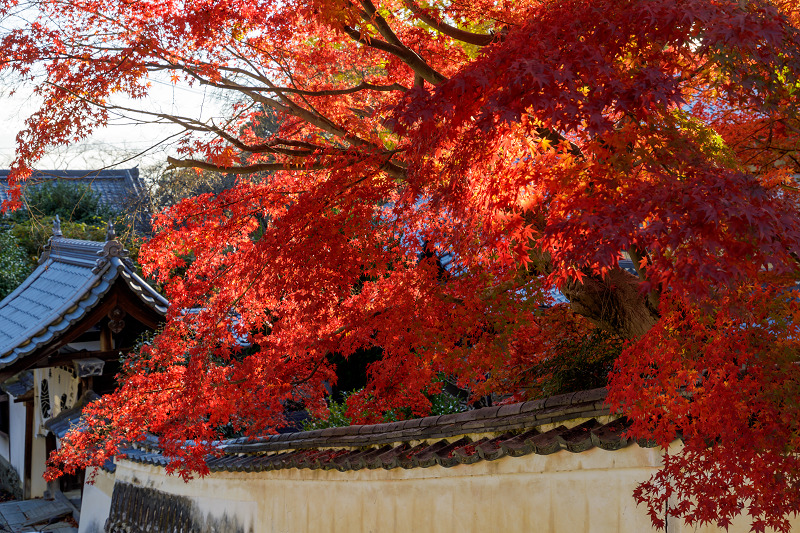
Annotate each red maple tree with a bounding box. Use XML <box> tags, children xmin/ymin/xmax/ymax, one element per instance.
<box><xmin>2</xmin><ymin>0</ymin><xmax>800</xmax><ymax>530</ymax></box>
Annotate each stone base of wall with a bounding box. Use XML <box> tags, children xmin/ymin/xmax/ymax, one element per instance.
<box><xmin>0</xmin><ymin>454</ymin><xmax>22</xmax><ymax>500</ymax></box>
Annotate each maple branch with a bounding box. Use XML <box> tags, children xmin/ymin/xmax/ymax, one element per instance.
<box><xmin>227</xmin><ymin>136</ymin><xmax>331</xmax><ymax>156</ymax></box>
<box><xmin>356</xmin><ymin>0</ymin><xmax>405</xmax><ymax>45</ymax></box>
<box><xmin>43</xmin><ymin>79</ymin><xmax>227</xmax><ymax>134</ymax></box>
<box><xmin>380</xmin><ymin>160</ymin><xmax>407</xmax><ymax>180</ymax></box>
<box><xmin>44</xmin><ymin>66</ymin><xmax>408</xmax><ymax>180</ymax></box>
<box><xmin>341</xmin><ymin>24</ymin><xmax>446</xmax><ymax>85</ymax></box>
<box><xmin>138</xmin><ymin>57</ymin><xmax>359</xmax><ymax>150</ymax></box>
<box><xmin>271</xmin><ymin>59</ymin><xmax>361</xmax><ymax>129</ymax></box>
<box><xmin>400</xmin><ymin>0</ymin><xmax>497</xmax><ymax>46</ymax></box>
<box><xmin>252</xmin><ymin>74</ymin><xmax>376</xmax><ymax>148</ymax></box>
<box><xmin>175</xmin><ymin>62</ymin><xmax>410</xmax><ymax>96</ymax></box>
<box><xmin>165</xmin><ymin>157</ymin><xmax>334</xmax><ymax>174</ymax></box>
<box><xmin>253</xmin><ymin>80</ymin><xmax>410</xmax><ymax>96</ymax></box>
<box><xmin>202</xmin><ymin>124</ymin><xmax>317</xmax><ymax>157</ymax></box>
<box><xmin>160</xmin><ymin>59</ymin><xmax>379</xmax><ymax>152</ymax></box>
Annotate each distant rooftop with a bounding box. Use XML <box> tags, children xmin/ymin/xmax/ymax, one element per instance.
<box><xmin>0</xmin><ymin>168</ymin><xmax>146</xmax><ymax>213</ymax></box>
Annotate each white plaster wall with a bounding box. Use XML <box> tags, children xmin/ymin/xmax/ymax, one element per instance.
<box><xmin>93</xmin><ymin>443</ymin><xmax>762</xmax><ymax>533</ymax></box>
<box><xmin>0</xmin><ymin>395</ymin><xmax>29</xmax><ymax>495</ymax></box>
<box><xmin>9</xmin><ymin>397</ymin><xmax>26</xmax><ymax>483</ymax></box>
<box><xmin>79</xmin><ymin>468</ymin><xmax>114</xmax><ymax>533</ymax></box>
<box><xmin>83</xmin><ymin>442</ymin><xmax>800</xmax><ymax>533</ymax></box>
<box><xmin>29</xmin><ymin>433</ymin><xmax>47</xmax><ymax>498</ymax></box>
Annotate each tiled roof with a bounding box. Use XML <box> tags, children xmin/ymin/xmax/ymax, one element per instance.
<box><xmin>618</xmin><ymin>259</ymin><xmax>638</xmax><ymax>275</ymax></box>
<box><xmin>118</xmin><ymin>388</ymin><xmax>651</xmax><ymax>473</ymax></box>
<box><xmin>0</xmin><ymin>168</ymin><xmax>146</xmax><ymax>212</ymax></box>
<box><xmin>1</xmin><ymin>371</ymin><xmax>33</xmax><ymax>397</ymax></box>
<box><xmin>0</xmin><ymin>231</ymin><xmax>168</xmax><ymax>370</ymax></box>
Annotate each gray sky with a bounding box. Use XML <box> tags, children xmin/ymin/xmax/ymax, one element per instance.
<box><xmin>0</xmin><ymin>77</ymin><xmax>227</xmax><ymax>171</ymax></box>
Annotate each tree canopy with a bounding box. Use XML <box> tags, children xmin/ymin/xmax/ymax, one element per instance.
<box><xmin>1</xmin><ymin>0</ymin><xmax>800</xmax><ymax>530</ymax></box>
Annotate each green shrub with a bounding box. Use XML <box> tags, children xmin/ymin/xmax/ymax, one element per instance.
<box><xmin>0</xmin><ymin>232</ymin><xmax>32</xmax><ymax>300</ymax></box>
<box><xmin>301</xmin><ymin>394</ymin><xmax>354</xmax><ymax>431</ymax></box>
<box><xmin>10</xmin><ymin>217</ymin><xmax>107</xmax><ymax>265</ymax></box>
<box><xmin>11</xmin><ymin>180</ymin><xmax>112</xmax><ymax>224</ymax></box>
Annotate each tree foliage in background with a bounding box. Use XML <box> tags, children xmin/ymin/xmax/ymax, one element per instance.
<box><xmin>10</xmin><ymin>180</ymin><xmax>111</xmax><ymax>224</ymax></box>
<box><xmin>0</xmin><ymin>181</ymin><xmax>114</xmax><ymax>298</ymax></box>
<box><xmin>149</xmin><ymin>168</ymin><xmax>238</xmax><ymax>211</ymax></box>
<box><xmin>1</xmin><ymin>0</ymin><xmax>800</xmax><ymax>530</ymax></box>
<box><xmin>0</xmin><ymin>181</ymin><xmax>140</xmax><ymax>297</ymax></box>
<box><xmin>0</xmin><ymin>232</ymin><xmax>29</xmax><ymax>299</ymax></box>
<box><xmin>9</xmin><ymin>217</ymin><xmax>108</xmax><ymax>263</ymax></box>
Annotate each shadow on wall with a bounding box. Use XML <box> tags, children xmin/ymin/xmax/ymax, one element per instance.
<box><xmin>0</xmin><ymin>455</ymin><xmax>22</xmax><ymax>500</ymax></box>
<box><xmin>105</xmin><ymin>482</ymin><xmax>252</xmax><ymax>533</ymax></box>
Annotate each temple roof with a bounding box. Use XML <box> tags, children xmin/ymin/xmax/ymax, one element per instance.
<box><xmin>0</xmin><ymin>223</ymin><xmax>168</xmax><ymax>373</ymax></box>
<box><xmin>0</xmin><ymin>168</ymin><xmax>146</xmax><ymax>213</ymax></box>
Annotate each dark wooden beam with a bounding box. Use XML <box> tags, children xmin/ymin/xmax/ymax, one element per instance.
<box><xmin>23</xmin><ymin>400</ymin><xmax>33</xmax><ymax>499</ymax></box>
<box><xmin>99</xmin><ymin>323</ymin><xmax>113</xmax><ymax>352</ymax></box>
<box><xmin>114</xmin><ymin>283</ymin><xmax>165</xmax><ymax>330</ymax></box>
<box><xmin>14</xmin><ymin>389</ymin><xmax>34</xmax><ymax>403</ymax></box>
<box><xmin>42</xmin><ymin>348</ymin><xmax>133</xmax><ymax>368</ymax></box>
<box><xmin>0</xmin><ymin>283</ymin><xmax>165</xmax><ymax>383</ymax></box>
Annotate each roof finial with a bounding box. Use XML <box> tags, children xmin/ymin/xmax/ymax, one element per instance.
<box><xmin>52</xmin><ymin>215</ymin><xmax>63</xmax><ymax>238</ymax></box>
<box><xmin>105</xmin><ymin>218</ymin><xmax>116</xmax><ymax>241</ymax></box>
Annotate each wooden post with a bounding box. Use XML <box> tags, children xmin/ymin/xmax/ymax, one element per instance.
<box><xmin>24</xmin><ymin>399</ymin><xmax>33</xmax><ymax>500</ymax></box>
<box><xmin>99</xmin><ymin>323</ymin><xmax>113</xmax><ymax>352</ymax></box>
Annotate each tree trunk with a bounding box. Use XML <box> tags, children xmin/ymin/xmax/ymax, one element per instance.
<box><xmin>561</xmin><ymin>267</ymin><xmax>659</xmax><ymax>339</ymax></box>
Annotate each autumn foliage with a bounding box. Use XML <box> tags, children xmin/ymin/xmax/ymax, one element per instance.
<box><xmin>2</xmin><ymin>0</ymin><xmax>800</xmax><ymax>530</ymax></box>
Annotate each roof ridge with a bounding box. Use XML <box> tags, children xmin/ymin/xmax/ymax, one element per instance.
<box><xmin>116</xmin><ymin>389</ymin><xmax>641</xmax><ymax>474</ymax></box>
<box><xmin>0</xmin><ymin>234</ymin><xmax>167</xmax><ymax>368</ymax></box>
<box><xmin>132</xmin><ymin>388</ymin><xmax>610</xmax><ymax>456</ymax></box>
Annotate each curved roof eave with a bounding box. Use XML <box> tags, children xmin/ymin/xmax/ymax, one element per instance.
<box><xmin>0</xmin><ymin>232</ymin><xmax>168</xmax><ymax>370</ymax></box>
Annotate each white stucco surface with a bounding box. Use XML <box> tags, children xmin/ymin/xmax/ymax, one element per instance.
<box><xmin>29</xmin><ymin>432</ymin><xmax>47</xmax><ymax>498</ymax></box>
<box><xmin>0</xmin><ymin>395</ymin><xmax>28</xmax><ymax>496</ymax></box>
<box><xmin>8</xmin><ymin>398</ymin><xmax>26</xmax><ymax>480</ymax></box>
<box><xmin>78</xmin><ymin>468</ymin><xmax>115</xmax><ymax>533</ymax></box>
<box><xmin>8</xmin><ymin>397</ymin><xmax>25</xmax><ymax>492</ymax></box>
<box><xmin>77</xmin><ymin>441</ymin><xmax>800</xmax><ymax>533</ymax></box>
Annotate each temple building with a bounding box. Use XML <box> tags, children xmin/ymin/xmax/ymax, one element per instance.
<box><xmin>0</xmin><ymin>219</ymin><xmax>167</xmax><ymax>500</ymax></box>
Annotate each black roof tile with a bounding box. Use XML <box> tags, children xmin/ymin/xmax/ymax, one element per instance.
<box><xmin>432</xmin><ymin>437</ymin><xmax>473</xmax><ymax>468</ymax></box>
<box><xmin>558</xmin><ymin>419</ymin><xmax>601</xmax><ymax>453</ymax></box>
<box><xmin>476</xmin><ymin>433</ymin><xmax>514</xmax><ymax>461</ymax></box>
<box><xmin>114</xmin><ymin>388</ymin><xmax>668</xmax><ymax>474</ymax></box>
<box><xmin>375</xmin><ymin>443</ymin><xmax>410</xmax><ymax>470</ymax></box>
<box><xmin>590</xmin><ymin>417</ymin><xmax>631</xmax><ymax>451</ymax></box>
<box><xmin>451</xmin><ymin>439</ymin><xmax>483</xmax><ymax>465</ymax></box>
<box><xmin>528</xmin><ymin>427</ymin><xmax>567</xmax><ymax>455</ymax></box>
